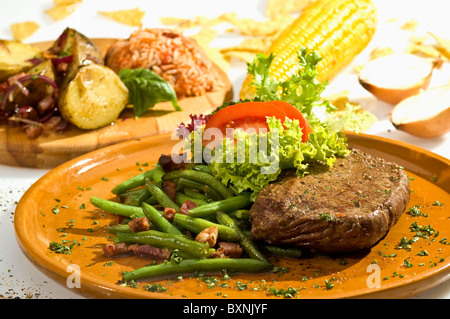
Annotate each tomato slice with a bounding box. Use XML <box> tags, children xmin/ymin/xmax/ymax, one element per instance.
<box><xmin>203</xmin><ymin>101</ymin><xmax>312</xmax><ymax>147</ymax></box>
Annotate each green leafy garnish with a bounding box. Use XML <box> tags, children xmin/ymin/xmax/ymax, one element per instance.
<box><xmin>186</xmin><ymin>48</ymin><xmax>375</xmax><ymax>200</ymax></box>
<box><xmin>212</xmin><ymin>49</ymin><xmax>373</xmax><ymax>199</ymax></box>
<box><xmin>118</xmin><ymin>68</ymin><xmax>181</xmax><ymax>117</ymax></box>
<box><xmin>207</xmin><ymin>115</ymin><xmax>349</xmax><ymax>200</ymax></box>
<box><xmin>246</xmin><ymin>48</ymin><xmax>334</xmax><ymax>117</ymax></box>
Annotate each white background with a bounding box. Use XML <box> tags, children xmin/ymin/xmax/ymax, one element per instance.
<box><xmin>0</xmin><ymin>0</ymin><xmax>449</xmax><ymax>299</ymax></box>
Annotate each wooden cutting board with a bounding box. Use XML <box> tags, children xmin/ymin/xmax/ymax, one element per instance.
<box><xmin>0</xmin><ymin>38</ymin><xmax>233</xmax><ymax>168</ymax></box>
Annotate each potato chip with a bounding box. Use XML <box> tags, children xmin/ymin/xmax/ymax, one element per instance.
<box><xmin>407</xmin><ymin>43</ymin><xmax>444</xmax><ymax>59</ymax></box>
<box><xmin>10</xmin><ymin>21</ymin><xmax>40</xmax><ymax>41</ymax></box>
<box><xmin>190</xmin><ymin>27</ymin><xmax>217</xmax><ymax>46</ymax></box>
<box><xmin>369</xmin><ymin>46</ymin><xmax>394</xmax><ymax>60</ymax></box>
<box><xmin>221</xmin><ymin>37</ymin><xmax>272</xmax><ymax>55</ymax></box>
<box><xmin>409</xmin><ymin>34</ymin><xmax>429</xmax><ymax>45</ymax></box>
<box><xmin>196</xmin><ymin>15</ymin><xmax>229</xmax><ymax>28</ymax></box>
<box><xmin>266</xmin><ymin>0</ymin><xmax>317</xmax><ymax>19</ymax></box>
<box><xmin>220</xmin><ymin>12</ymin><xmax>292</xmax><ymax>37</ymax></box>
<box><xmin>53</xmin><ymin>0</ymin><xmax>81</xmax><ymax>4</ymax></box>
<box><xmin>161</xmin><ymin>15</ymin><xmax>225</xmax><ymax>31</ymax></box>
<box><xmin>46</xmin><ymin>0</ymin><xmax>81</xmax><ymax>21</ymax></box>
<box><xmin>222</xmin><ymin>50</ymin><xmax>257</xmax><ymax>63</ymax></box>
<box><xmin>204</xmin><ymin>47</ymin><xmax>231</xmax><ymax>71</ymax></box>
<box><xmin>189</xmin><ymin>28</ymin><xmax>230</xmax><ymax>70</ymax></box>
<box><xmin>161</xmin><ymin>17</ymin><xmax>197</xmax><ymax>31</ymax></box>
<box><xmin>428</xmin><ymin>32</ymin><xmax>450</xmax><ymax>60</ymax></box>
<box><xmin>400</xmin><ymin>19</ymin><xmax>419</xmax><ymax>31</ymax></box>
<box><xmin>99</xmin><ymin>8</ymin><xmax>145</xmax><ymax>26</ymax></box>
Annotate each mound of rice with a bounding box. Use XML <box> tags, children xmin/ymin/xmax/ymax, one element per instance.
<box><xmin>105</xmin><ymin>28</ymin><xmax>223</xmax><ymax>98</ymax></box>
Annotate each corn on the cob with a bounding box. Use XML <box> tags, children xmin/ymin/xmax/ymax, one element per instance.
<box><xmin>239</xmin><ymin>0</ymin><xmax>377</xmax><ymax>100</ymax></box>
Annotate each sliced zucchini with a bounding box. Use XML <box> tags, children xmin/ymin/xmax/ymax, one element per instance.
<box><xmin>58</xmin><ymin>64</ymin><xmax>129</xmax><ymax>130</ymax></box>
<box><xmin>0</xmin><ymin>40</ymin><xmax>42</xmax><ymax>82</ymax></box>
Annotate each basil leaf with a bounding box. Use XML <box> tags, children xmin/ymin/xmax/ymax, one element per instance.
<box><xmin>118</xmin><ymin>68</ymin><xmax>182</xmax><ymax>117</ymax></box>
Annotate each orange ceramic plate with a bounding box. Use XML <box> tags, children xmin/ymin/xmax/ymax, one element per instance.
<box><xmin>14</xmin><ymin>132</ymin><xmax>450</xmax><ymax>299</ymax></box>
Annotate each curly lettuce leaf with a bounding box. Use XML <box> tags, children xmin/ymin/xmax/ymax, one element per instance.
<box><xmin>208</xmin><ymin>117</ymin><xmax>349</xmax><ymax>200</ymax></box>
<box><xmin>246</xmin><ymin>48</ymin><xmax>335</xmax><ymax>118</ymax></box>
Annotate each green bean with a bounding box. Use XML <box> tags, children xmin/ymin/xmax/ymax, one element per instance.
<box><xmin>152</xmin><ymin>165</ymin><xmax>165</xmax><ymax>184</ymax></box>
<box><xmin>141</xmin><ymin>202</ymin><xmax>184</xmax><ymax>236</ymax></box>
<box><xmin>176</xmin><ymin>176</ymin><xmax>203</xmax><ymax>189</ymax></box>
<box><xmin>90</xmin><ymin>196</ymin><xmax>144</xmax><ymax>218</ymax></box>
<box><xmin>123</xmin><ymin>188</ymin><xmax>151</xmax><ymax>206</ymax></box>
<box><xmin>115</xmin><ymin>230</ymin><xmax>211</xmax><ymax>259</ymax></box>
<box><xmin>259</xmin><ymin>245</ymin><xmax>303</xmax><ymax>258</ymax></box>
<box><xmin>228</xmin><ymin>209</ymin><xmax>250</xmax><ymax>220</ymax></box>
<box><xmin>169</xmin><ymin>249</ymin><xmax>200</xmax><ymax>260</ymax></box>
<box><xmin>122</xmin><ymin>258</ymin><xmax>269</xmax><ymax>281</ymax></box>
<box><xmin>145</xmin><ymin>196</ymin><xmax>157</xmax><ymax>205</ymax></box>
<box><xmin>192</xmin><ymin>164</ymin><xmax>213</xmax><ymax>174</ymax></box>
<box><xmin>178</xmin><ymin>178</ymin><xmax>222</xmax><ymax>201</ymax></box>
<box><xmin>107</xmin><ymin>224</ymin><xmax>133</xmax><ymax>234</ymax></box>
<box><xmin>216</xmin><ymin>211</ymin><xmax>270</xmax><ymax>265</ymax></box>
<box><xmin>145</xmin><ymin>179</ymin><xmax>180</xmax><ymax>211</ymax></box>
<box><xmin>199</xmin><ymin>185</ymin><xmax>222</xmax><ymax>201</ymax></box>
<box><xmin>121</xmin><ymin>217</ymin><xmax>132</xmax><ymax>224</ymax></box>
<box><xmin>111</xmin><ymin>166</ymin><xmax>164</xmax><ymax>195</ymax></box>
<box><xmin>173</xmin><ymin>213</ymin><xmax>239</xmax><ymax>242</ymax></box>
<box><xmin>163</xmin><ymin>170</ymin><xmax>233</xmax><ymax>199</ymax></box>
<box><xmin>175</xmin><ymin>192</ymin><xmax>208</xmax><ymax>207</ymax></box>
<box><xmin>183</xmin><ymin>188</ymin><xmax>210</xmax><ymax>202</ymax></box>
<box><xmin>188</xmin><ymin>194</ymin><xmax>251</xmax><ymax>218</ymax></box>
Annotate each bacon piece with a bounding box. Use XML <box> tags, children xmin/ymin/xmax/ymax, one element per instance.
<box><xmin>18</xmin><ymin>106</ymin><xmax>38</xmax><ymax>121</ymax></box>
<box><xmin>158</xmin><ymin>153</ymin><xmax>188</xmax><ymax>172</ymax></box>
<box><xmin>103</xmin><ymin>242</ymin><xmax>172</xmax><ymax>260</ymax></box>
<box><xmin>41</xmin><ymin>115</ymin><xmax>61</xmax><ymax>134</ymax></box>
<box><xmin>162</xmin><ymin>180</ymin><xmax>177</xmax><ymax>202</ymax></box>
<box><xmin>25</xmin><ymin>124</ymin><xmax>42</xmax><ymax>139</ymax></box>
<box><xmin>180</xmin><ymin>200</ymin><xmax>197</xmax><ymax>215</ymax></box>
<box><xmin>128</xmin><ymin>217</ymin><xmax>150</xmax><ymax>232</ymax></box>
<box><xmin>163</xmin><ymin>207</ymin><xmax>177</xmax><ymax>222</ymax></box>
<box><xmin>130</xmin><ymin>244</ymin><xmax>172</xmax><ymax>260</ymax></box>
<box><xmin>37</xmin><ymin>95</ymin><xmax>55</xmax><ymax>114</ymax></box>
<box><xmin>103</xmin><ymin>242</ymin><xmax>129</xmax><ymax>257</ymax></box>
<box><xmin>214</xmin><ymin>242</ymin><xmax>243</xmax><ymax>258</ymax></box>
<box><xmin>56</xmin><ymin>62</ymin><xmax>68</xmax><ymax>73</ymax></box>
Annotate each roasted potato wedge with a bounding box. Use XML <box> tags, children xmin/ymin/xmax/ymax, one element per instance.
<box><xmin>58</xmin><ymin>64</ymin><xmax>129</xmax><ymax>130</ymax></box>
<box><xmin>52</xmin><ymin>28</ymin><xmax>104</xmax><ymax>88</ymax></box>
<box><xmin>0</xmin><ymin>40</ymin><xmax>42</xmax><ymax>82</ymax></box>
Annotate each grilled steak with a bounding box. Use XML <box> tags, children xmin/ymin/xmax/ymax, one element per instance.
<box><xmin>249</xmin><ymin>149</ymin><xmax>410</xmax><ymax>252</ymax></box>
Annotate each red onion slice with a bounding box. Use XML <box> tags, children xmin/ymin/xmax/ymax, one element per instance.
<box><xmin>0</xmin><ymin>74</ymin><xmax>59</xmax><ymax>110</ymax></box>
<box><xmin>13</xmin><ymin>80</ymin><xmax>29</xmax><ymax>97</ymax></box>
<box><xmin>51</xmin><ymin>54</ymin><xmax>73</xmax><ymax>65</ymax></box>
